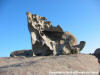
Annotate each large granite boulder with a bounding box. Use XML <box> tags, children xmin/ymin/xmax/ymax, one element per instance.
<box><xmin>26</xmin><ymin>12</ymin><xmax>86</xmax><ymax>56</ymax></box>
<box><xmin>0</xmin><ymin>54</ymin><xmax>100</xmax><ymax>75</ymax></box>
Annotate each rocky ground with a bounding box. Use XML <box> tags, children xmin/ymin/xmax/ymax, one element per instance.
<box><xmin>0</xmin><ymin>54</ymin><xmax>100</xmax><ymax>75</ymax></box>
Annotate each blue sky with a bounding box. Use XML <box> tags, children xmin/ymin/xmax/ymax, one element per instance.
<box><xmin>0</xmin><ymin>0</ymin><xmax>100</xmax><ymax>57</ymax></box>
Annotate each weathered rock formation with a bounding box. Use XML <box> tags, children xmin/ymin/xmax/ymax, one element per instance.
<box><xmin>26</xmin><ymin>12</ymin><xmax>86</xmax><ymax>56</ymax></box>
<box><xmin>0</xmin><ymin>54</ymin><xmax>100</xmax><ymax>75</ymax></box>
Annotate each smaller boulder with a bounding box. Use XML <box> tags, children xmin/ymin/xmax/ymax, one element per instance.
<box><xmin>10</xmin><ymin>49</ymin><xmax>33</xmax><ymax>57</ymax></box>
<box><xmin>94</xmin><ymin>48</ymin><xmax>100</xmax><ymax>59</ymax></box>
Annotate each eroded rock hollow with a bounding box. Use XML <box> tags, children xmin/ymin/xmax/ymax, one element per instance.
<box><xmin>26</xmin><ymin>12</ymin><xmax>86</xmax><ymax>56</ymax></box>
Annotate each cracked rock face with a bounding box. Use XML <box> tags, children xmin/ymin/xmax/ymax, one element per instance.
<box><xmin>26</xmin><ymin>12</ymin><xmax>86</xmax><ymax>56</ymax></box>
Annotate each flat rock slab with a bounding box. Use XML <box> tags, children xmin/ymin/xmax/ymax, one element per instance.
<box><xmin>0</xmin><ymin>54</ymin><xmax>100</xmax><ymax>75</ymax></box>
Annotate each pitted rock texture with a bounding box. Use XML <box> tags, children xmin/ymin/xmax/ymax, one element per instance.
<box><xmin>26</xmin><ymin>12</ymin><xmax>86</xmax><ymax>56</ymax></box>
<box><xmin>0</xmin><ymin>54</ymin><xmax>100</xmax><ymax>75</ymax></box>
